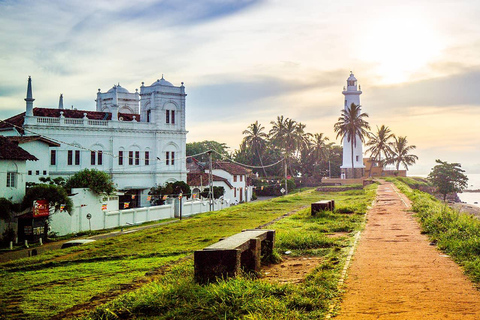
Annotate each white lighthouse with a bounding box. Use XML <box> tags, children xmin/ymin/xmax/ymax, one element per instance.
<box><xmin>340</xmin><ymin>72</ymin><xmax>365</xmax><ymax>179</ymax></box>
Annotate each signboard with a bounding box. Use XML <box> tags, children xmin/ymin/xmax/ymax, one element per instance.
<box><xmin>86</xmin><ymin>213</ymin><xmax>92</xmax><ymax>220</ymax></box>
<box><xmin>33</xmin><ymin>200</ymin><xmax>50</xmax><ymax>217</ymax></box>
<box><xmin>101</xmin><ymin>204</ymin><xmax>108</xmax><ymax>211</ymax></box>
<box><xmin>147</xmin><ymin>196</ymin><xmax>151</xmax><ymax>201</ymax></box>
<box><xmin>124</xmin><ymin>202</ymin><xmax>130</xmax><ymax>209</ymax></box>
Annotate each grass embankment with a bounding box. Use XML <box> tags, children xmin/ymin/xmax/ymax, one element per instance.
<box><xmin>389</xmin><ymin>178</ymin><xmax>480</xmax><ymax>285</ymax></box>
<box><xmin>0</xmin><ymin>186</ymin><xmax>376</xmax><ymax>319</ymax></box>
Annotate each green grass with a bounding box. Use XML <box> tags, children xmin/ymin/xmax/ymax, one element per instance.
<box><xmin>0</xmin><ymin>185</ymin><xmax>377</xmax><ymax>319</ymax></box>
<box><xmin>391</xmin><ymin>178</ymin><xmax>480</xmax><ymax>284</ymax></box>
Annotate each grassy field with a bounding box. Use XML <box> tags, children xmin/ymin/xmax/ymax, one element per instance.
<box><xmin>0</xmin><ymin>185</ymin><xmax>376</xmax><ymax>319</ymax></box>
<box><xmin>389</xmin><ymin>178</ymin><xmax>480</xmax><ymax>285</ymax></box>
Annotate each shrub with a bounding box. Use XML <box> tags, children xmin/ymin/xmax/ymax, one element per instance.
<box><xmin>65</xmin><ymin>169</ymin><xmax>116</xmax><ymax>195</ymax></box>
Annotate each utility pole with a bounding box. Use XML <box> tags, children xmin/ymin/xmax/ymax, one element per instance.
<box><xmin>284</xmin><ymin>156</ymin><xmax>288</xmax><ymax>195</ymax></box>
<box><xmin>208</xmin><ymin>150</ymin><xmax>213</xmax><ymax>211</ymax></box>
<box><xmin>329</xmin><ymin>160</ymin><xmax>331</xmax><ymax>178</ymax></box>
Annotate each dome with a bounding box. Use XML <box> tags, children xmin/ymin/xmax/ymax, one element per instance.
<box><xmin>347</xmin><ymin>73</ymin><xmax>357</xmax><ymax>81</ymax></box>
<box><xmin>107</xmin><ymin>84</ymin><xmax>130</xmax><ymax>94</ymax></box>
<box><xmin>151</xmin><ymin>75</ymin><xmax>174</xmax><ymax>87</ymax></box>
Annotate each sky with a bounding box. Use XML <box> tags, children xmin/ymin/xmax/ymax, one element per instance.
<box><xmin>1</xmin><ymin>0</ymin><xmax>480</xmax><ymax>176</ymax></box>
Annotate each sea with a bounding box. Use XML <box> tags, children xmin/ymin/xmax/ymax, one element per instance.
<box><xmin>458</xmin><ymin>173</ymin><xmax>480</xmax><ymax>207</ymax></box>
<box><xmin>415</xmin><ymin>173</ymin><xmax>480</xmax><ymax>208</ymax></box>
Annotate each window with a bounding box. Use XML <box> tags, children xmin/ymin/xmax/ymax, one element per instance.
<box><xmin>356</xmin><ymin>155</ymin><xmax>359</xmax><ymax>162</ymax></box>
<box><xmin>166</xmin><ymin>110</ymin><xmax>175</xmax><ymax>124</ymax></box>
<box><xmin>50</xmin><ymin>150</ymin><xmax>56</xmax><ymax>165</ymax></box>
<box><xmin>165</xmin><ymin>151</ymin><xmax>170</xmax><ymax>165</ymax></box>
<box><xmin>91</xmin><ymin>151</ymin><xmax>96</xmax><ymax>165</ymax></box>
<box><xmin>6</xmin><ymin>172</ymin><xmax>16</xmax><ymax>188</ymax></box>
<box><xmin>240</xmin><ymin>175</ymin><xmax>243</xmax><ymax>182</ymax></box>
<box><xmin>28</xmin><ymin>170</ymin><xmax>32</xmax><ymax>175</ymax></box>
<box><xmin>36</xmin><ymin>170</ymin><xmax>40</xmax><ymax>176</ymax></box>
<box><xmin>119</xmin><ymin>151</ymin><xmax>124</xmax><ymax>165</ymax></box>
<box><xmin>234</xmin><ymin>188</ymin><xmax>237</xmax><ymax>198</ymax></box>
<box><xmin>75</xmin><ymin>150</ymin><xmax>80</xmax><ymax>165</ymax></box>
<box><xmin>135</xmin><ymin>151</ymin><xmax>140</xmax><ymax>165</ymax></box>
<box><xmin>98</xmin><ymin>151</ymin><xmax>103</xmax><ymax>165</ymax></box>
<box><xmin>129</xmin><ymin>151</ymin><xmax>133</xmax><ymax>165</ymax></box>
<box><xmin>233</xmin><ymin>175</ymin><xmax>237</xmax><ymax>182</ymax></box>
<box><xmin>146</xmin><ymin>110</ymin><xmax>151</xmax><ymax>122</ymax></box>
<box><xmin>43</xmin><ymin>170</ymin><xmax>47</xmax><ymax>175</ymax></box>
<box><xmin>171</xmin><ymin>152</ymin><xmax>175</xmax><ymax>165</ymax></box>
<box><xmin>68</xmin><ymin>150</ymin><xmax>73</xmax><ymax>165</ymax></box>
<box><xmin>145</xmin><ymin>151</ymin><xmax>150</xmax><ymax>165</ymax></box>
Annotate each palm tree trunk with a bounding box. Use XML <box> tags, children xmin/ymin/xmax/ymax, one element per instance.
<box><xmin>257</xmin><ymin>149</ymin><xmax>267</xmax><ymax>177</ymax></box>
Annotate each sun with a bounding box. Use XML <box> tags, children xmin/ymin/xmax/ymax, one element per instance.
<box><xmin>358</xmin><ymin>10</ymin><xmax>444</xmax><ymax>84</ymax></box>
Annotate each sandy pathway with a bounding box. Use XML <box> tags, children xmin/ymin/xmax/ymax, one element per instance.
<box><xmin>335</xmin><ymin>182</ymin><xmax>480</xmax><ymax>319</ymax></box>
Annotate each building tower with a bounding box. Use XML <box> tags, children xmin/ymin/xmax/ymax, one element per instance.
<box><xmin>340</xmin><ymin>72</ymin><xmax>365</xmax><ymax>179</ymax></box>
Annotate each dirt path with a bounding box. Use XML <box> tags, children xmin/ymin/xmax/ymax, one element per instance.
<box><xmin>335</xmin><ymin>182</ymin><xmax>480</xmax><ymax>319</ymax></box>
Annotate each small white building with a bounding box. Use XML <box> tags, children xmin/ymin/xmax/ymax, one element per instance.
<box><xmin>0</xmin><ymin>76</ymin><xmax>188</xmax><ymax>208</ymax></box>
<box><xmin>210</xmin><ymin>161</ymin><xmax>253</xmax><ymax>203</ymax></box>
<box><xmin>0</xmin><ymin>136</ymin><xmax>37</xmax><ymax>203</ymax></box>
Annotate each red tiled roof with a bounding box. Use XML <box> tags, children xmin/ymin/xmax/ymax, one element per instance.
<box><xmin>187</xmin><ymin>173</ymin><xmax>233</xmax><ymax>189</ymax></box>
<box><xmin>0</xmin><ymin>108</ymin><xmax>140</xmax><ymax>133</ymax></box>
<box><xmin>7</xmin><ymin>135</ymin><xmax>60</xmax><ymax>147</ymax></box>
<box><xmin>212</xmin><ymin>161</ymin><xmax>250</xmax><ymax>175</ymax></box>
<box><xmin>0</xmin><ymin>136</ymin><xmax>38</xmax><ymax>161</ymax></box>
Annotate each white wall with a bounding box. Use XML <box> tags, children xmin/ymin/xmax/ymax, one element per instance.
<box><xmin>0</xmin><ymin>160</ymin><xmax>27</xmax><ymax>203</ymax></box>
<box><xmin>49</xmin><ymin>188</ymin><xmax>227</xmax><ymax>236</ymax></box>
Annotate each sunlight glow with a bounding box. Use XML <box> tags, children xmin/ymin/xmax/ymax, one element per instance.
<box><xmin>358</xmin><ymin>10</ymin><xmax>444</xmax><ymax>84</ymax></box>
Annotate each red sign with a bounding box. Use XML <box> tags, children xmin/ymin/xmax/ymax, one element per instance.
<box><xmin>33</xmin><ymin>200</ymin><xmax>50</xmax><ymax>217</ymax></box>
<box><xmin>124</xmin><ymin>202</ymin><xmax>130</xmax><ymax>209</ymax></box>
<box><xmin>102</xmin><ymin>204</ymin><xmax>108</xmax><ymax>211</ymax></box>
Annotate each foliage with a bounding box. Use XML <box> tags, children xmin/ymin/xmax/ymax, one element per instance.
<box><xmin>64</xmin><ymin>169</ymin><xmax>115</xmax><ymax>195</ymax></box>
<box><xmin>241</xmin><ymin>121</ymin><xmax>269</xmax><ymax>176</ymax></box>
<box><xmin>22</xmin><ymin>184</ymin><xmax>73</xmax><ymax>213</ymax></box>
<box><xmin>365</xmin><ymin>125</ymin><xmax>394</xmax><ymax>168</ymax></box>
<box><xmin>386</xmin><ymin>135</ymin><xmax>418</xmax><ymax>170</ymax></box>
<box><xmin>186</xmin><ymin>140</ymin><xmax>230</xmax><ymax>162</ymax></box>
<box><xmin>334</xmin><ymin>103</ymin><xmax>370</xmax><ymax>178</ymax></box>
<box><xmin>0</xmin><ymin>198</ymin><xmax>14</xmax><ymax>221</ymax></box>
<box><xmin>428</xmin><ymin>159</ymin><xmax>468</xmax><ymax>201</ymax></box>
<box><xmin>149</xmin><ymin>181</ymin><xmax>192</xmax><ymax>204</ymax></box>
<box><xmin>200</xmin><ymin>186</ymin><xmax>225</xmax><ymax>199</ymax></box>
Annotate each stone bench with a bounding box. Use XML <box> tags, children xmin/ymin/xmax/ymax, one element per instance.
<box><xmin>311</xmin><ymin>200</ymin><xmax>335</xmax><ymax>214</ymax></box>
<box><xmin>194</xmin><ymin>229</ymin><xmax>275</xmax><ymax>283</ymax></box>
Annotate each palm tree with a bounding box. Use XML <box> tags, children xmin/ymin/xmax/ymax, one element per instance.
<box><xmin>365</xmin><ymin>125</ymin><xmax>394</xmax><ymax>176</ymax></box>
<box><xmin>242</xmin><ymin>121</ymin><xmax>268</xmax><ymax>176</ymax></box>
<box><xmin>334</xmin><ymin>103</ymin><xmax>370</xmax><ymax>178</ymax></box>
<box><xmin>387</xmin><ymin>136</ymin><xmax>418</xmax><ymax>170</ymax></box>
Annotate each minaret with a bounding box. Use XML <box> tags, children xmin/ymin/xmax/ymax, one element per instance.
<box><xmin>25</xmin><ymin>76</ymin><xmax>35</xmax><ymax>117</ymax></box>
<box><xmin>340</xmin><ymin>72</ymin><xmax>365</xmax><ymax>179</ymax></box>
<box><xmin>58</xmin><ymin>94</ymin><xmax>64</xmax><ymax>109</ymax></box>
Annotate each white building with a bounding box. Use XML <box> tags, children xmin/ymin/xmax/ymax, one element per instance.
<box><xmin>0</xmin><ymin>76</ymin><xmax>188</xmax><ymax>207</ymax></box>
<box><xmin>340</xmin><ymin>72</ymin><xmax>366</xmax><ymax>179</ymax></box>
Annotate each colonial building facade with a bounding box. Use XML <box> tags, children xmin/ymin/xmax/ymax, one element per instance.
<box><xmin>0</xmin><ymin>76</ymin><xmax>188</xmax><ymax>207</ymax></box>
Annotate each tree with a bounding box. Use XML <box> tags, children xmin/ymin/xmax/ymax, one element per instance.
<box><xmin>65</xmin><ymin>169</ymin><xmax>116</xmax><ymax>195</ymax></box>
<box><xmin>186</xmin><ymin>141</ymin><xmax>229</xmax><ymax>162</ymax></box>
<box><xmin>22</xmin><ymin>184</ymin><xmax>73</xmax><ymax>213</ymax></box>
<box><xmin>428</xmin><ymin>159</ymin><xmax>468</xmax><ymax>201</ymax></box>
<box><xmin>242</xmin><ymin>121</ymin><xmax>268</xmax><ymax>176</ymax></box>
<box><xmin>200</xmin><ymin>186</ymin><xmax>225</xmax><ymax>199</ymax></box>
<box><xmin>0</xmin><ymin>198</ymin><xmax>14</xmax><ymax>222</ymax></box>
<box><xmin>387</xmin><ymin>136</ymin><xmax>418</xmax><ymax>170</ymax></box>
<box><xmin>334</xmin><ymin>103</ymin><xmax>370</xmax><ymax>178</ymax></box>
<box><xmin>366</xmin><ymin>125</ymin><xmax>394</xmax><ymax>166</ymax></box>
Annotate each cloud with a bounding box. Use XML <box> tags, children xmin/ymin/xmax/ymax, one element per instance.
<box><xmin>369</xmin><ymin>70</ymin><xmax>480</xmax><ymax>109</ymax></box>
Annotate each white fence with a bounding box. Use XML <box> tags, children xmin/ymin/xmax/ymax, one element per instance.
<box><xmin>49</xmin><ymin>188</ymin><xmax>231</xmax><ymax>236</ymax></box>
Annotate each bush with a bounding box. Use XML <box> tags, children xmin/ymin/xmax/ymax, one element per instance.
<box><xmin>65</xmin><ymin>169</ymin><xmax>116</xmax><ymax>195</ymax></box>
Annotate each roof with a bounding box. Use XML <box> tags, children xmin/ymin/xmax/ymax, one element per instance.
<box><xmin>212</xmin><ymin>161</ymin><xmax>250</xmax><ymax>175</ymax></box>
<box><xmin>7</xmin><ymin>135</ymin><xmax>60</xmax><ymax>147</ymax></box>
<box><xmin>186</xmin><ymin>157</ymin><xmax>205</xmax><ymax>173</ymax></box>
<box><xmin>0</xmin><ymin>136</ymin><xmax>38</xmax><ymax>161</ymax></box>
<box><xmin>107</xmin><ymin>84</ymin><xmax>130</xmax><ymax>94</ymax></box>
<box><xmin>151</xmin><ymin>76</ymin><xmax>174</xmax><ymax>87</ymax></box>
<box><xmin>187</xmin><ymin>172</ymin><xmax>233</xmax><ymax>189</ymax></box>
<box><xmin>0</xmin><ymin>108</ymin><xmax>140</xmax><ymax>133</ymax></box>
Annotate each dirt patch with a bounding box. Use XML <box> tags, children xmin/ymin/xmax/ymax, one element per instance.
<box><xmin>335</xmin><ymin>182</ymin><xmax>480</xmax><ymax>319</ymax></box>
<box><xmin>261</xmin><ymin>256</ymin><xmax>323</xmax><ymax>284</ymax></box>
